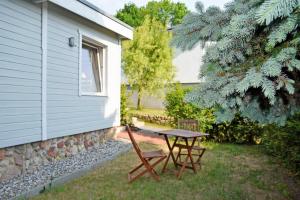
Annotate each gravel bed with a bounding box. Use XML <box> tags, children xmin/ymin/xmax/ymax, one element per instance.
<box><xmin>0</xmin><ymin>139</ymin><xmax>131</xmax><ymax>200</ymax></box>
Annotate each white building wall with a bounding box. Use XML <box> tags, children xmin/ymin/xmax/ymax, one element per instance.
<box><xmin>46</xmin><ymin>3</ymin><xmax>121</xmax><ymax>139</ymax></box>
<box><xmin>173</xmin><ymin>42</ymin><xmax>206</xmax><ymax>84</ymax></box>
<box><xmin>0</xmin><ymin>0</ymin><xmax>42</xmax><ymax>148</ymax></box>
<box><xmin>0</xmin><ymin>0</ymin><xmax>124</xmax><ymax>148</ymax></box>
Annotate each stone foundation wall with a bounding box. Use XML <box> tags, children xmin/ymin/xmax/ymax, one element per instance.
<box><xmin>0</xmin><ymin>127</ymin><xmax>121</xmax><ymax>181</ymax></box>
<box><xmin>130</xmin><ymin>113</ymin><xmax>174</xmax><ymax>126</ymax></box>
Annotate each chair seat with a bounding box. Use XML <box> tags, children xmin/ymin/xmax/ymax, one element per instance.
<box><xmin>174</xmin><ymin>143</ymin><xmax>206</xmax><ymax>150</ymax></box>
<box><xmin>142</xmin><ymin>150</ymin><xmax>166</xmax><ymax>158</ymax></box>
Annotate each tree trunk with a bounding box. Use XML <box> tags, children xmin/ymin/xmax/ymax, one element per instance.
<box><xmin>137</xmin><ymin>89</ymin><xmax>142</xmax><ymax>110</ymax></box>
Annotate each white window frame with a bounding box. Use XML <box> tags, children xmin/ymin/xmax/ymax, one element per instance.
<box><xmin>78</xmin><ymin>30</ymin><xmax>107</xmax><ymax>96</ymax></box>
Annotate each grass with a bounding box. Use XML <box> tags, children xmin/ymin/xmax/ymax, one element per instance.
<box><xmin>128</xmin><ymin>108</ymin><xmax>167</xmax><ymax>117</ymax></box>
<box><xmin>32</xmin><ymin>142</ymin><xmax>300</xmax><ymax>200</ymax></box>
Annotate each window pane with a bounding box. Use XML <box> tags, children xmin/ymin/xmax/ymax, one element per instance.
<box><xmin>81</xmin><ymin>45</ymin><xmax>101</xmax><ymax>93</ymax></box>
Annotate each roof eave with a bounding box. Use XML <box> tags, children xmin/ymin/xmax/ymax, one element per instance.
<box><xmin>46</xmin><ymin>0</ymin><xmax>133</xmax><ymax>40</ymax></box>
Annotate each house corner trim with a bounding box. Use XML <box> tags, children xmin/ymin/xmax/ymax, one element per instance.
<box><xmin>42</xmin><ymin>2</ymin><xmax>48</xmax><ymax>140</ymax></box>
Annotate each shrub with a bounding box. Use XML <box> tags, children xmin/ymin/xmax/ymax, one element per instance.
<box><xmin>262</xmin><ymin>113</ymin><xmax>300</xmax><ymax>175</ymax></box>
<box><xmin>164</xmin><ymin>83</ymin><xmax>263</xmax><ymax>144</ymax></box>
<box><xmin>209</xmin><ymin>115</ymin><xmax>263</xmax><ymax>144</ymax></box>
<box><xmin>164</xmin><ymin>83</ymin><xmax>215</xmax><ymax>132</ymax></box>
<box><xmin>120</xmin><ymin>84</ymin><xmax>130</xmax><ymax>125</ymax></box>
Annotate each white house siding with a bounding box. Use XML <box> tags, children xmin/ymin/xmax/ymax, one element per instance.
<box><xmin>0</xmin><ymin>0</ymin><xmax>122</xmax><ymax>148</ymax></box>
<box><xmin>46</xmin><ymin>4</ymin><xmax>121</xmax><ymax>139</ymax></box>
<box><xmin>0</xmin><ymin>0</ymin><xmax>42</xmax><ymax>148</ymax></box>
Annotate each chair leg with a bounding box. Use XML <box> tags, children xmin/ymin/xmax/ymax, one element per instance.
<box><xmin>129</xmin><ymin>165</ymin><xmax>156</xmax><ymax>183</ymax></box>
<box><xmin>129</xmin><ymin>158</ymin><xmax>153</xmax><ymax>174</ymax></box>
<box><xmin>144</xmin><ymin>157</ymin><xmax>166</xmax><ymax>181</ymax></box>
<box><xmin>175</xmin><ymin>147</ymin><xmax>182</xmax><ymax>163</ymax></box>
<box><xmin>152</xmin><ymin>168</ymin><xmax>159</xmax><ymax>176</ymax></box>
<box><xmin>162</xmin><ymin>136</ymin><xmax>179</xmax><ymax>172</ymax></box>
<box><xmin>195</xmin><ymin>148</ymin><xmax>206</xmax><ymax>169</ymax></box>
<box><xmin>128</xmin><ymin>157</ymin><xmax>166</xmax><ymax>183</ymax></box>
<box><xmin>129</xmin><ymin>163</ymin><xmax>145</xmax><ymax>174</ymax></box>
<box><xmin>177</xmin><ymin>151</ymin><xmax>189</xmax><ymax>178</ymax></box>
<box><xmin>185</xmin><ymin>138</ymin><xmax>197</xmax><ymax>174</ymax></box>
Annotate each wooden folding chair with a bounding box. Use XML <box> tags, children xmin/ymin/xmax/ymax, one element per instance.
<box><xmin>175</xmin><ymin>119</ymin><xmax>206</xmax><ymax>167</ymax></box>
<box><xmin>126</xmin><ymin>125</ymin><xmax>167</xmax><ymax>183</ymax></box>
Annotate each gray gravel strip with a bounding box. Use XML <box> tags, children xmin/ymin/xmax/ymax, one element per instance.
<box><xmin>0</xmin><ymin>139</ymin><xmax>132</xmax><ymax>200</ymax></box>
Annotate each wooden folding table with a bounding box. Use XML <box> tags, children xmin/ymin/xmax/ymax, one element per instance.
<box><xmin>156</xmin><ymin>129</ymin><xmax>209</xmax><ymax>179</ymax></box>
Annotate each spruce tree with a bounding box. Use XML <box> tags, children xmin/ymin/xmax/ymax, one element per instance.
<box><xmin>172</xmin><ymin>0</ymin><xmax>300</xmax><ymax>125</ymax></box>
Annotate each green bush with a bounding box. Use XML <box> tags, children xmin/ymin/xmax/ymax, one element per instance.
<box><xmin>262</xmin><ymin>113</ymin><xmax>300</xmax><ymax>175</ymax></box>
<box><xmin>209</xmin><ymin>115</ymin><xmax>263</xmax><ymax>144</ymax></box>
<box><xmin>120</xmin><ymin>84</ymin><xmax>130</xmax><ymax>125</ymax></box>
<box><xmin>164</xmin><ymin>83</ymin><xmax>215</xmax><ymax>132</ymax></box>
<box><xmin>164</xmin><ymin>83</ymin><xmax>263</xmax><ymax>144</ymax></box>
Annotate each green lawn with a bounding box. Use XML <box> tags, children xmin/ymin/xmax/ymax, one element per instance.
<box><xmin>32</xmin><ymin>142</ymin><xmax>300</xmax><ymax>200</ymax></box>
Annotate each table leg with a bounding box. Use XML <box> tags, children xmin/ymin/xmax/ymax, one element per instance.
<box><xmin>186</xmin><ymin>138</ymin><xmax>197</xmax><ymax>173</ymax></box>
<box><xmin>175</xmin><ymin>146</ymin><xmax>182</xmax><ymax>163</ymax></box>
<box><xmin>176</xmin><ymin>149</ymin><xmax>189</xmax><ymax>178</ymax></box>
<box><xmin>177</xmin><ymin>137</ymin><xmax>197</xmax><ymax>179</ymax></box>
<box><xmin>162</xmin><ymin>136</ymin><xmax>179</xmax><ymax>173</ymax></box>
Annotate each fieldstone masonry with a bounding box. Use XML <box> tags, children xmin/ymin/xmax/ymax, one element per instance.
<box><xmin>130</xmin><ymin>113</ymin><xmax>174</xmax><ymax>126</ymax></box>
<box><xmin>0</xmin><ymin>127</ymin><xmax>119</xmax><ymax>181</ymax></box>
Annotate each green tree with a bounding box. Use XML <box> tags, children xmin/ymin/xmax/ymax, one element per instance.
<box><xmin>123</xmin><ymin>17</ymin><xmax>174</xmax><ymax>110</ymax></box>
<box><xmin>142</xmin><ymin>0</ymin><xmax>189</xmax><ymax>27</ymax></box>
<box><xmin>115</xmin><ymin>3</ymin><xmax>144</xmax><ymax>28</ymax></box>
<box><xmin>172</xmin><ymin>0</ymin><xmax>300</xmax><ymax>125</ymax></box>
<box><xmin>115</xmin><ymin>0</ymin><xmax>188</xmax><ymax>28</ymax></box>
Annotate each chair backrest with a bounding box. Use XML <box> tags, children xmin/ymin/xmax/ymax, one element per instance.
<box><xmin>126</xmin><ymin>125</ymin><xmax>143</xmax><ymax>158</ymax></box>
<box><xmin>178</xmin><ymin>119</ymin><xmax>199</xmax><ymax>131</ymax></box>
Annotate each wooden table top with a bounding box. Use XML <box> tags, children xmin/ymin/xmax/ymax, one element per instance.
<box><xmin>156</xmin><ymin>129</ymin><xmax>209</xmax><ymax>138</ymax></box>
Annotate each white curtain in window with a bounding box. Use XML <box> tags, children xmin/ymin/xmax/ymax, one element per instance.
<box><xmin>81</xmin><ymin>45</ymin><xmax>101</xmax><ymax>93</ymax></box>
<box><xmin>89</xmin><ymin>48</ymin><xmax>101</xmax><ymax>92</ymax></box>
